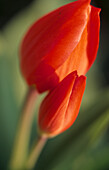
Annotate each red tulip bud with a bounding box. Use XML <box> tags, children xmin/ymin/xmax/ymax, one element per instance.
<box><xmin>20</xmin><ymin>0</ymin><xmax>100</xmax><ymax>93</ymax></box>
<box><xmin>38</xmin><ymin>71</ymin><xmax>86</xmax><ymax>137</ymax></box>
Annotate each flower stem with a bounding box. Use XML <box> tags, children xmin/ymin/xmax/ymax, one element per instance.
<box><xmin>25</xmin><ymin>135</ymin><xmax>47</xmax><ymax>170</ymax></box>
<box><xmin>10</xmin><ymin>87</ymin><xmax>38</xmax><ymax>170</ymax></box>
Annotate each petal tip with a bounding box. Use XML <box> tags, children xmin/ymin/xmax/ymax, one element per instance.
<box><xmin>77</xmin><ymin>75</ymin><xmax>87</xmax><ymax>85</ymax></box>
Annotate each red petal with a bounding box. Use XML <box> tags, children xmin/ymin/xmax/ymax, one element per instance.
<box><xmin>55</xmin><ymin>23</ymin><xmax>89</xmax><ymax>80</ymax></box>
<box><xmin>45</xmin><ymin>0</ymin><xmax>91</xmax><ymax>68</ymax></box>
<box><xmin>56</xmin><ymin>5</ymin><xmax>100</xmax><ymax>80</ymax></box>
<box><xmin>87</xmin><ymin>6</ymin><xmax>101</xmax><ymax>71</ymax></box>
<box><xmin>38</xmin><ymin>71</ymin><xmax>77</xmax><ymax>136</ymax></box>
<box><xmin>27</xmin><ymin>61</ymin><xmax>59</xmax><ymax>93</ymax></box>
<box><xmin>60</xmin><ymin>75</ymin><xmax>86</xmax><ymax>134</ymax></box>
<box><xmin>20</xmin><ymin>0</ymin><xmax>90</xmax><ymax>85</ymax></box>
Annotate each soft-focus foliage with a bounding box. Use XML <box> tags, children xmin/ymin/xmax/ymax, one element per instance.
<box><xmin>0</xmin><ymin>0</ymin><xmax>109</xmax><ymax>170</ymax></box>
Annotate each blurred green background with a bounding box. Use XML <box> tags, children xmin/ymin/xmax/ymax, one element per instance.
<box><xmin>0</xmin><ymin>0</ymin><xmax>109</xmax><ymax>169</ymax></box>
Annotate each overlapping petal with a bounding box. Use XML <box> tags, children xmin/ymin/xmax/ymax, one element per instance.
<box><xmin>20</xmin><ymin>0</ymin><xmax>99</xmax><ymax>93</ymax></box>
<box><xmin>56</xmin><ymin>5</ymin><xmax>101</xmax><ymax>81</ymax></box>
<box><xmin>38</xmin><ymin>71</ymin><xmax>86</xmax><ymax>137</ymax></box>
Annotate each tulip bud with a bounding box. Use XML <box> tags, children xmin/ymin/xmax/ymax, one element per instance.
<box><xmin>38</xmin><ymin>71</ymin><xmax>86</xmax><ymax>137</ymax></box>
<box><xmin>20</xmin><ymin>0</ymin><xmax>100</xmax><ymax>93</ymax></box>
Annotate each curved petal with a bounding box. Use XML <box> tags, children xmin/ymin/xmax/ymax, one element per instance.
<box><xmin>87</xmin><ymin>6</ymin><xmax>101</xmax><ymax>71</ymax></box>
<box><xmin>55</xmin><ymin>6</ymin><xmax>100</xmax><ymax>80</ymax></box>
<box><xmin>20</xmin><ymin>0</ymin><xmax>90</xmax><ymax>86</ymax></box>
<box><xmin>38</xmin><ymin>71</ymin><xmax>77</xmax><ymax>136</ymax></box>
<box><xmin>27</xmin><ymin>61</ymin><xmax>59</xmax><ymax>93</ymax></box>
<box><xmin>60</xmin><ymin>75</ymin><xmax>86</xmax><ymax>134</ymax></box>
<box><xmin>55</xmin><ymin>24</ymin><xmax>89</xmax><ymax>80</ymax></box>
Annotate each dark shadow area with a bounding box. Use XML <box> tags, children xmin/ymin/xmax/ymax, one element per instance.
<box><xmin>0</xmin><ymin>0</ymin><xmax>35</xmax><ymax>29</ymax></box>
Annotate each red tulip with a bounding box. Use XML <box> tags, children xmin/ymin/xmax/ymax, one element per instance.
<box><xmin>38</xmin><ymin>71</ymin><xmax>86</xmax><ymax>137</ymax></box>
<box><xmin>20</xmin><ymin>0</ymin><xmax>100</xmax><ymax>93</ymax></box>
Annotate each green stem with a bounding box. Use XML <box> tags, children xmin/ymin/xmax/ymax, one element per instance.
<box><xmin>25</xmin><ymin>135</ymin><xmax>47</xmax><ymax>170</ymax></box>
<box><xmin>10</xmin><ymin>87</ymin><xmax>38</xmax><ymax>170</ymax></box>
